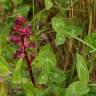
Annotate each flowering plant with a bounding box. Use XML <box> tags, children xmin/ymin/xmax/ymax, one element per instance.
<box><xmin>9</xmin><ymin>15</ymin><xmax>36</xmax><ymax>86</ymax></box>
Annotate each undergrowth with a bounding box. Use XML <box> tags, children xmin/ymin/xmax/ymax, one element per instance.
<box><xmin>0</xmin><ymin>0</ymin><xmax>96</xmax><ymax>96</ymax></box>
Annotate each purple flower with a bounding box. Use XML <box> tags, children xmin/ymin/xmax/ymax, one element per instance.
<box><xmin>15</xmin><ymin>15</ymin><xmax>26</xmax><ymax>26</ymax></box>
<box><xmin>9</xmin><ymin>35</ymin><xmax>20</xmax><ymax>44</ymax></box>
<box><xmin>9</xmin><ymin>15</ymin><xmax>35</xmax><ymax>59</ymax></box>
<box><xmin>13</xmin><ymin>48</ymin><xmax>25</xmax><ymax>58</ymax></box>
<box><xmin>24</xmin><ymin>37</ymin><xmax>30</xmax><ymax>48</ymax></box>
<box><xmin>30</xmin><ymin>42</ymin><xmax>36</xmax><ymax>48</ymax></box>
<box><xmin>12</xmin><ymin>25</ymin><xmax>22</xmax><ymax>33</ymax></box>
<box><xmin>20</xmin><ymin>25</ymin><xmax>32</xmax><ymax>37</ymax></box>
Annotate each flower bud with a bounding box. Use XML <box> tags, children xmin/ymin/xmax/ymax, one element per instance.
<box><xmin>9</xmin><ymin>35</ymin><xmax>20</xmax><ymax>44</ymax></box>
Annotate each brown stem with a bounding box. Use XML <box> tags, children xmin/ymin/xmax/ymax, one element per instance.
<box><xmin>22</xmin><ymin>37</ymin><xmax>36</xmax><ymax>87</ymax></box>
<box><xmin>24</xmin><ymin>50</ymin><xmax>36</xmax><ymax>87</ymax></box>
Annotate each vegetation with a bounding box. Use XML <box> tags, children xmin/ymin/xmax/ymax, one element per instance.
<box><xmin>0</xmin><ymin>0</ymin><xmax>96</xmax><ymax>96</ymax></box>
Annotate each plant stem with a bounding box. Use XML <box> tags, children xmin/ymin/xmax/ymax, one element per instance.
<box><xmin>22</xmin><ymin>37</ymin><xmax>36</xmax><ymax>87</ymax></box>
<box><xmin>24</xmin><ymin>50</ymin><xmax>36</xmax><ymax>87</ymax></box>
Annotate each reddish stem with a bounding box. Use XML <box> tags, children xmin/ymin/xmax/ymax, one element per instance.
<box><xmin>24</xmin><ymin>50</ymin><xmax>36</xmax><ymax>87</ymax></box>
<box><xmin>22</xmin><ymin>37</ymin><xmax>36</xmax><ymax>87</ymax></box>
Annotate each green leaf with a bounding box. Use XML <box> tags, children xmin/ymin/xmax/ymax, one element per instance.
<box><xmin>84</xmin><ymin>33</ymin><xmax>96</xmax><ymax>52</ymax></box>
<box><xmin>86</xmin><ymin>85</ymin><xmax>96</xmax><ymax>96</ymax></box>
<box><xmin>13</xmin><ymin>58</ymin><xmax>23</xmax><ymax>84</ymax></box>
<box><xmin>49</xmin><ymin>68</ymin><xmax>66</xmax><ymax>83</ymax></box>
<box><xmin>38</xmin><ymin>68</ymin><xmax>66</xmax><ymax>85</ymax></box>
<box><xmin>0</xmin><ymin>79</ymin><xmax>8</xmax><ymax>96</ymax></box>
<box><xmin>17</xmin><ymin>5</ymin><xmax>30</xmax><ymax>16</ymax></box>
<box><xmin>53</xmin><ymin>84</ymin><xmax>65</xmax><ymax>96</ymax></box>
<box><xmin>33</xmin><ymin>44</ymin><xmax>56</xmax><ymax>85</ymax></box>
<box><xmin>0</xmin><ymin>56</ymin><xmax>10</xmax><ymax>76</ymax></box>
<box><xmin>45</xmin><ymin>0</ymin><xmax>53</xmax><ymax>10</ymax></box>
<box><xmin>13</xmin><ymin>0</ymin><xmax>23</xmax><ymax>5</ymax></box>
<box><xmin>52</xmin><ymin>16</ymin><xmax>82</xmax><ymax>45</ymax></box>
<box><xmin>65</xmin><ymin>81</ymin><xmax>90</xmax><ymax>96</ymax></box>
<box><xmin>37</xmin><ymin>71</ymin><xmax>48</xmax><ymax>85</ymax></box>
<box><xmin>0</xmin><ymin>22</ymin><xmax>13</xmax><ymax>36</ymax></box>
<box><xmin>0</xmin><ymin>0</ymin><xmax>7</xmax><ymax>3</ymax></box>
<box><xmin>33</xmin><ymin>44</ymin><xmax>56</xmax><ymax>68</ymax></box>
<box><xmin>76</xmin><ymin>54</ymin><xmax>89</xmax><ymax>84</ymax></box>
<box><xmin>23</xmin><ymin>78</ymin><xmax>36</xmax><ymax>96</ymax></box>
<box><xmin>0</xmin><ymin>45</ymin><xmax>2</xmax><ymax>55</ymax></box>
<box><xmin>55</xmin><ymin>31</ymin><xmax>66</xmax><ymax>45</ymax></box>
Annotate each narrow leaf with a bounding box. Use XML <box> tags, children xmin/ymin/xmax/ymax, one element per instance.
<box><xmin>13</xmin><ymin>58</ymin><xmax>23</xmax><ymax>84</ymax></box>
<box><xmin>0</xmin><ymin>79</ymin><xmax>8</xmax><ymax>96</ymax></box>
<box><xmin>0</xmin><ymin>56</ymin><xmax>10</xmax><ymax>76</ymax></box>
<box><xmin>76</xmin><ymin>54</ymin><xmax>89</xmax><ymax>84</ymax></box>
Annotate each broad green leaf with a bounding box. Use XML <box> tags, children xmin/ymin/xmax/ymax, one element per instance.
<box><xmin>52</xmin><ymin>16</ymin><xmax>82</xmax><ymax>45</ymax></box>
<box><xmin>65</xmin><ymin>81</ymin><xmax>90</xmax><ymax>96</ymax></box>
<box><xmin>45</xmin><ymin>0</ymin><xmax>53</xmax><ymax>10</ymax></box>
<box><xmin>13</xmin><ymin>58</ymin><xmax>23</xmax><ymax>84</ymax></box>
<box><xmin>33</xmin><ymin>44</ymin><xmax>56</xmax><ymax>85</ymax></box>
<box><xmin>85</xmin><ymin>85</ymin><xmax>96</xmax><ymax>96</ymax></box>
<box><xmin>37</xmin><ymin>71</ymin><xmax>48</xmax><ymax>85</ymax></box>
<box><xmin>36</xmin><ymin>87</ymin><xmax>53</xmax><ymax>96</ymax></box>
<box><xmin>0</xmin><ymin>0</ymin><xmax>11</xmax><ymax>10</ymax></box>
<box><xmin>49</xmin><ymin>68</ymin><xmax>66</xmax><ymax>83</ymax></box>
<box><xmin>0</xmin><ymin>22</ymin><xmax>13</xmax><ymax>36</ymax></box>
<box><xmin>32</xmin><ymin>44</ymin><xmax>56</xmax><ymax>68</ymax></box>
<box><xmin>0</xmin><ymin>79</ymin><xmax>8</xmax><ymax>96</ymax></box>
<box><xmin>0</xmin><ymin>56</ymin><xmax>10</xmax><ymax>76</ymax></box>
<box><xmin>38</xmin><ymin>68</ymin><xmax>66</xmax><ymax>85</ymax></box>
<box><xmin>76</xmin><ymin>54</ymin><xmax>89</xmax><ymax>84</ymax></box>
<box><xmin>84</xmin><ymin>33</ymin><xmax>96</xmax><ymax>52</ymax></box>
<box><xmin>53</xmin><ymin>84</ymin><xmax>65</xmax><ymax>96</ymax></box>
<box><xmin>36</xmin><ymin>90</ymin><xmax>47</xmax><ymax>96</ymax></box>
<box><xmin>23</xmin><ymin>78</ymin><xmax>36</xmax><ymax>96</ymax></box>
<box><xmin>17</xmin><ymin>5</ymin><xmax>30</xmax><ymax>16</ymax></box>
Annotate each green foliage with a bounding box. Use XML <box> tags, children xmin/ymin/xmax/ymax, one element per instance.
<box><xmin>52</xmin><ymin>16</ymin><xmax>82</xmax><ymax>45</ymax></box>
<box><xmin>0</xmin><ymin>80</ymin><xmax>8</xmax><ymax>96</ymax></box>
<box><xmin>48</xmin><ymin>68</ymin><xmax>66</xmax><ymax>83</ymax></box>
<box><xmin>84</xmin><ymin>33</ymin><xmax>96</xmax><ymax>52</ymax></box>
<box><xmin>0</xmin><ymin>22</ymin><xmax>13</xmax><ymax>36</ymax></box>
<box><xmin>13</xmin><ymin>58</ymin><xmax>23</xmax><ymax>84</ymax></box>
<box><xmin>0</xmin><ymin>45</ymin><xmax>2</xmax><ymax>55</ymax></box>
<box><xmin>65</xmin><ymin>81</ymin><xmax>90</xmax><ymax>96</ymax></box>
<box><xmin>33</xmin><ymin>44</ymin><xmax>58</xmax><ymax>85</ymax></box>
<box><xmin>0</xmin><ymin>0</ymin><xmax>96</xmax><ymax>95</ymax></box>
<box><xmin>33</xmin><ymin>44</ymin><xmax>66</xmax><ymax>95</ymax></box>
<box><xmin>33</xmin><ymin>44</ymin><xmax>56</xmax><ymax>68</ymax></box>
<box><xmin>0</xmin><ymin>56</ymin><xmax>10</xmax><ymax>77</ymax></box>
<box><xmin>85</xmin><ymin>85</ymin><xmax>96</xmax><ymax>96</ymax></box>
<box><xmin>45</xmin><ymin>0</ymin><xmax>53</xmax><ymax>10</ymax></box>
<box><xmin>23</xmin><ymin>79</ymin><xmax>36</xmax><ymax>96</ymax></box>
<box><xmin>17</xmin><ymin>5</ymin><xmax>30</xmax><ymax>16</ymax></box>
<box><xmin>37</xmin><ymin>68</ymin><xmax>66</xmax><ymax>85</ymax></box>
<box><xmin>76</xmin><ymin>54</ymin><xmax>89</xmax><ymax>84</ymax></box>
<box><xmin>13</xmin><ymin>0</ymin><xmax>23</xmax><ymax>5</ymax></box>
<box><xmin>0</xmin><ymin>0</ymin><xmax>11</xmax><ymax>11</ymax></box>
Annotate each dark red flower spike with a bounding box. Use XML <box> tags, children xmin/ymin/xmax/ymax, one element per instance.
<box><xmin>9</xmin><ymin>15</ymin><xmax>36</xmax><ymax>86</ymax></box>
<box><xmin>9</xmin><ymin>35</ymin><xmax>20</xmax><ymax>44</ymax></box>
<box><xmin>13</xmin><ymin>48</ymin><xmax>25</xmax><ymax>58</ymax></box>
<box><xmin>15</xmin><ymin>15</ymin><xmax>26</xmax><ymax>26</ymax></box>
